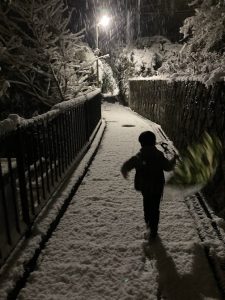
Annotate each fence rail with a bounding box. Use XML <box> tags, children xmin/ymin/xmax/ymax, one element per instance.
<box><xmin>0</xmin><ymin>90</ymin><xmax>102</xmax><ymax>267</ymax></box>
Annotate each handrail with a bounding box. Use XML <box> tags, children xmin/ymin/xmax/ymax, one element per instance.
<box><xmin>0</xmin><ymin>90</ymin><xmax>102</xmax><ymax>267</ymax></box>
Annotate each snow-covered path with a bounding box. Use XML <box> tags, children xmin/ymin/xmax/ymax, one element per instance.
<box><xmin>18</xmin><ymin>103</ymin><xmax>221</xmax><ymax>300</ymax></box>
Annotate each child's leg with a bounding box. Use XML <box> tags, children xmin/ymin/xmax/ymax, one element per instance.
<box><xmin>142</xmin><ymin>192</ymin><xmax>161</xmax><ymax>236</ymax></box>
<box><xmin>148</xmin><ymin>199</ymin><xmax>160</xmax><ymax>236</ymax></box>
<box><xmin>142</xmin><ymin>195</ymin><xmax>151</xmax><ymax>227</ymax></box>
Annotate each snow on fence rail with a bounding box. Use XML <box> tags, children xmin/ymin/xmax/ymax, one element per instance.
<box><xmin>0</xmin><ymin>90</ymin><xmax>102</xmax><ymax>267</ymax></box>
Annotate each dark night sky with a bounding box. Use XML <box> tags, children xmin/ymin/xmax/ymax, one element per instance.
<box><xmin>66</xmin><ymin>0</ymin><xmax>193</xmax><ymax>47</ymax></box>
<box><xmin>67</xmin><ymin>0</ymin><xmax>128</xmax><ymax>48</ymax></box>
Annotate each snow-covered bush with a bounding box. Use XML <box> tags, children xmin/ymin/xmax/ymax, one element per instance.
<box><xmin>0</xmin><ymin>0</ymin><xmax>97</xmax><ymax>119</ymax></box>
<box><xmin>110</xmin><ymin>37</ymin><xmax>181</xmax><ymax>102</ymax></box>
<box><xmin>101</xmin><ymin>60</ymin><xmax>119</xmax><ymax>96</ymax></box>
<box><xmin>110</xmin><ymin>48</ymin><xmax>136</xmax><ymax>101</ymax></box>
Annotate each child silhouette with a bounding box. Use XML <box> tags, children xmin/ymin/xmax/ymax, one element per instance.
<box><xmin>121</xmin><ymin>131</ymin><xmax>178</xmax><ymax>239</ymax></box>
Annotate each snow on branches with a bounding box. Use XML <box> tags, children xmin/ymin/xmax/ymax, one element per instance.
<box><xmin>159</xmin><ymin>0</ymin><xmax>225</xmax><ymax>85</ymax></box>
<box><xmin>0</xmin><ymin>0</ymin><xmax>96</xmax><ymax>113</ymax></box>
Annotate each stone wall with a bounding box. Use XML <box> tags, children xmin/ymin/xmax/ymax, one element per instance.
<box><xmin>129</xmin><ymin>78</ymin><xmax>225</xmax><ymax>217</ymax></box>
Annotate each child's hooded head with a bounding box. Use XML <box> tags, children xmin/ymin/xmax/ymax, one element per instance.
<box><xmin>139</xmin><ymin>131</ymin><xmax>156</xmax><ymax>147</ymax></box>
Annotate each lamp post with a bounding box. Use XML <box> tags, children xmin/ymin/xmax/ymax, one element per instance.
<box><xmin>95</xmin><ymin>15</ymin><xmax>111</xmax><ymax>86</ymax></box>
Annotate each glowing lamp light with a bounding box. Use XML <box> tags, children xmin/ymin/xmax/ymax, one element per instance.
<box><xmin>98</xmin><ymin>15</ymin><xmax>111</xmax><ymax>27</ymax></box>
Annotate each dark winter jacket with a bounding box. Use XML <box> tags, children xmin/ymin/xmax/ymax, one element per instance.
<box><xmin>121</xmin><ymin>146</ymin><xmax>176</xmax><ymax>193</ymax></box>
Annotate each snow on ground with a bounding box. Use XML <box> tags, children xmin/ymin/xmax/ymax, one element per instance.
<box><xmin>16</xmin><ymin>103</ymin><xmax>221</xmax><ymax>300</ymax></box>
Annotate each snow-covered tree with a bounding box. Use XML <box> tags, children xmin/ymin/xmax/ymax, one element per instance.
<box><xmin>180</xmin><ymin>0</ymin><xmax>225</xmax><ymax>54</ymax></box>
<box><xmin>158</xmin><ymin>0</ymin><xmax>225</xmax><ymax>85</ymax></box>
<box><xmin>0</xmin><ymin>0</ymin><xmax>97</xmax><ymax>117</ymax></box>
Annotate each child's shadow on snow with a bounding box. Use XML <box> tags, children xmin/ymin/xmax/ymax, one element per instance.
<box><xmin>143</xmin><ymin>238</ymin><xmax>220</xmax><ymax>300</ymax></box>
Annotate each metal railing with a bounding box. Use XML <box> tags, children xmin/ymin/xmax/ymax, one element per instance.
<box><xmin>0</xmin><ymin>90</ymin><xmax>102</xmax><ymax>266</ymax></box>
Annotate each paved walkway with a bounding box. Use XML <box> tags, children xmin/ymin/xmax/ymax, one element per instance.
<box><xmin>17</xmin><ymin>103</ymin><xmax>221</xmax><ymax>300</ymax></box>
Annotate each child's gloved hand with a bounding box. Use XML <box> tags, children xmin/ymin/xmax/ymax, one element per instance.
<box><xmin>172</xmin><ymin>150</ymin><xmax>180</xmax><ymax>160</ymax></box>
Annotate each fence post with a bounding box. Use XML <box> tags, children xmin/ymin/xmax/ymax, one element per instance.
<box><xmin>84</xmin><ymin>97</ymin><xmax>90</xmax><ymax>140</ymax></box>
<box><xmin>16</xmin><ymin>127</ymin><xmax>30</xmax><ymax>226</ymax></box>
<box><xmin>0</xmin><ymin>161</ymin><xmax>12</xmax><ymax>245</ymax></box>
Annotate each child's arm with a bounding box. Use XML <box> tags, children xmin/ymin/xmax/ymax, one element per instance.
<box><xmin>121</xmin><ymin>156</ymin><xmax>137</xmax><ymax>179</ymax></box>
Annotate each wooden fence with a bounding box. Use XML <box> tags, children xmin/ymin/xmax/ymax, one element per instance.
<box><xmin>129</xmin><ymin>78</ymin><xmax>225</xmax><ymax>216</ymax></box>
<box><xmin>129</xmin><ymin>79</ymin><xmax>225</xmax><ymax>149</ymax></box>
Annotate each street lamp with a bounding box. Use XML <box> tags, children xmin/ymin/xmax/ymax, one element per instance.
<box><xmin>96</xmin><ymin>15</ymin><xmax>111</xmax><ymax>86</ymax></box>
